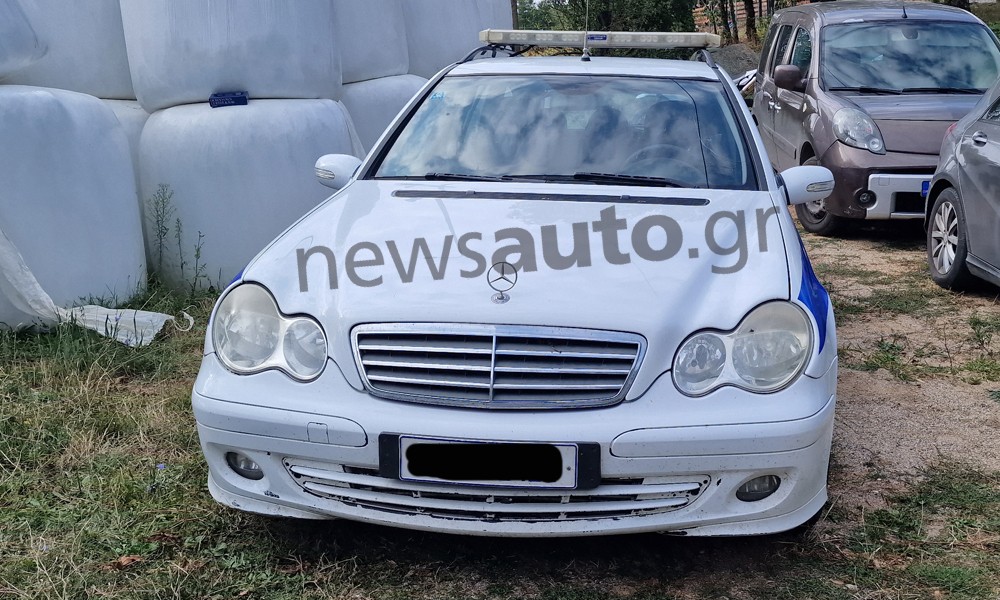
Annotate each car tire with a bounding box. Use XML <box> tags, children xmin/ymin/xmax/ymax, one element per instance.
<box><xmin>794</xmin><ymin>157</ymin><xmax>844</xmax><ymax>236</ymax></box>
<box><xmin>927</xmin><ymin>187</ymin><xmax>974</xmax><ymax>290</ymax></box>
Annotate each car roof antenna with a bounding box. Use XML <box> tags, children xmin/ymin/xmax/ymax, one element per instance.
<box><xmin>901</xmin><ymin>2</ymin><xmax>908</xmax><ymax>18</ymax></box>
<box><xmin>582</xmin><ymin>0</ymin><xmax>592</xmax><ymax>61</ymax></box>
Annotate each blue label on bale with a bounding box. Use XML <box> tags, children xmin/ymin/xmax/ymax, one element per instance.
<box><xmin>209</xmin><ymin>91</ymin><xmax>249</xmax><ymax>108</ymax></box>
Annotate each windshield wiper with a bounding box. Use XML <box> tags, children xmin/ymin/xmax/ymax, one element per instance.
<box><xmin>423</xmin><ymin>172</ymin><xmax>507</xmax><ymax>181</ymax></box>
<box><xmin>573</xmin><ymin>172</ymin><xmax>686</xmax><ymax>188</ymax></box>
<box><xmin>900</xmin><ymin>86</ymin><xmax>982</xmax><ymax>94</ymax></box>
<box><xmin>827</xmin><ymin>86</ymin><xmax>902</xmax><ymax>95</ymax></box>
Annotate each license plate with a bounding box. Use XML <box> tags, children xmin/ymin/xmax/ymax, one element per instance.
<box><xmin>920</xmin><ymin>180</ymin><xmax>930</xmax><ymax>197</ymax></box>
<box><xmin>378</xmin><ymin>434</ymin><xmax>601</xmax><ymax>489</ymax></box>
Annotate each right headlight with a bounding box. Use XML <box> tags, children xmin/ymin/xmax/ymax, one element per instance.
<box><xmin>832</xmin><ymin>107</ymin><xmax>886</xmax><ymax>154</ymax></box>
<box><xmin>672</xmin><ymin>301</ymin><xmax>814</xmax><ymax>396</ymax></box>
<box><xmin>212</xmin><ymin>283</ymin><xmax>328</xmax><ymax>381</ymax></box>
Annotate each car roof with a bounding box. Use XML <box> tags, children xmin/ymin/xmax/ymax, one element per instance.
<box><xmin>776</xmin><ymin>0</ymin><xmax>981</xmax><ymax>26</ymax></box>
<box><xmin>446</xmin><ymin>55</ymin><xmax>722</xmax><ymax>80</ymax></box>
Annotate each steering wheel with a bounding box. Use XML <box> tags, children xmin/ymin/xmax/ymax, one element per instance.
<box><xmin>623</xmin><ymin>144</ymin><xmax>704</xmax><ymax>185</ymax></box>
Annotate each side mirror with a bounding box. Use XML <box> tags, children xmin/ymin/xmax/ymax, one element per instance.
<box><xmin>779</xmin><ymin>165</ymin><xmax>834</xmax><ymax>206</ymax></box>
<box><xmin>315</xmin><ymin>154</ymin><xmax>362</xmax><ymax>190</ymax></box>
<box><xmin>774</xmin><ymin>64</ymin><xmax>805</xmax><ymax>92</ymax></box>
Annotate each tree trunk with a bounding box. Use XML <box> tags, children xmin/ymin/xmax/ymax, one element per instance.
<box><xmin>743</xmin><ymin>0</ymin><xmax>757</xmax><ymax>43</ymax></box>
<box><xmin>729</xmin><ymin>0</ymin><xmax>740</xmax><ymax>44</ymax></box>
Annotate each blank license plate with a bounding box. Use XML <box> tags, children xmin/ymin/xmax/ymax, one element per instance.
<box><xmin>397</xmin><ymin>436</ymin><xmax>579</xmax><ymax>489</ymax></box>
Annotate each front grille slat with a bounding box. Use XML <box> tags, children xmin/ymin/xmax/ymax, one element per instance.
<box><xmin>366</xmin><ymin>372</ymin><xmax>492</xmax><ymax>389</ymax></box>
<box><xmin>302</xmin><ymin>481</ymin><xmax>690</xmax><ymax>514</ymax></box>
<box><xmin>353</xmin><ymin>324</ymin><xmax>645</xmax><ymax>409</ymax></box>
<box><xmin>287</xmin><ymin>464</ymin><xmax>702</xmax><ymax>497</ymax></box>
<box><xmin>286</xmin><ymin>459</ymin><xmax>707</xmax><ymax>522</ymax></box>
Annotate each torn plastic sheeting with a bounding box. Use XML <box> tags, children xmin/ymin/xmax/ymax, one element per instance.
<box><xmin>138</xmin><ymin>99</ymin><xmax>359</xmax><ymax>291</ymax></box>
<box><xmin>0</xmin><ymin>227</ymin><xmax>177</xmax><ymax>347</ymax></box>
<box><xmin>0</xmin><ymin>0</ymin><xmax>43</xmax><ymax>78</ymax></box>
<box><xmin>121</xmin><ymin>0</ymin><xmax>342</xmax><ymax>113</ymax></box>
<box><xmin>333</xmin><ymin>0</ymin><xmax>409</xmax><ymax>84</ymax></box>
<box><xmin>404</xmin><ymin>0</ymin><xmax>483</xmax><ymax>79</ymax></box>
<box><xmin>0</xmin><ymin>85</ymin><xmax>146</xmax><ymax>330</ymax></box>
<box><xmin>2</xmin><ymin>0</ymin><xmax>133</xmax><ymax>99</ymax></box>
<box><xmin>340</xmin><ymin>74</ymin><xmax>428</xmax><ymax>153</ymax></box>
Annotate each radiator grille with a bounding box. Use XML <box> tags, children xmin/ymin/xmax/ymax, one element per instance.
<box><xmin>352</xmin><ymin>324</ymin><xmax>645</xmax><ymax>409</ymax></box>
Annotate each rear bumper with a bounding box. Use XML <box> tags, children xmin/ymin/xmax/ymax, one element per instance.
<box><xmin>820</xmin><ymin>142</ymin><xmax>935</xmax><ymax>219</ymax></box>
<box><xmin>192</xmin><ymin>356</ymin><xmax>838</xmax><ymax>537</ymax></box>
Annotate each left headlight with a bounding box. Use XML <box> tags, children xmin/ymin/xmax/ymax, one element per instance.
<box><xmin>212</xmin><ymin>283</ymin><xmax>328</xmax><ymax>381</ymax></box>
<box><xmin>832</xmin><ymin>107</ymin><xmax>885</xmax><ymax>155</ymax></box>
<box><xmin>672</xmin><ymin>301</ymin><xmax>813</xmax><ymax>396</ymax></box>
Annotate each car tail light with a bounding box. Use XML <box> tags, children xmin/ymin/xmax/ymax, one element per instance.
<box><xmin>946</xmin><ymin>122</ymin><xmax>957</xmax><ymax>137</ymax></box>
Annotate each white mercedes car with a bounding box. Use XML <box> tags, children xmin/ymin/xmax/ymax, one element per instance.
<box><xmin>192</xmin><ymin>31</ymin><xmax>839</xmax><ymax>537</ymax></box>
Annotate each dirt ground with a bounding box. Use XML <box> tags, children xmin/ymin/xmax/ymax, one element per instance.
<box><xmin>803</xmin><ymin>221</ymin><xmax>1000</xmax><ymax>515</ymax></box>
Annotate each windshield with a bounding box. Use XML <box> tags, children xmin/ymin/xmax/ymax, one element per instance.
<box><xmin>821</xmin><ymin>21</ymin><xmax>1000</xmax><ymax>92</ymax></box>
<box><xmin>374</xmin><ymin>74</ymin><xmax>758</xmax><ymax>190</ymax></box>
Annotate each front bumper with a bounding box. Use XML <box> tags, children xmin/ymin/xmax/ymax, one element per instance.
<box><xmin>192</xmin><ymin>356</ymin><xmax>837</xmax><ymax>537</ymax></box>
<box><xmin>820</xmin><ymin>142</ymin><xmax>935</xmax><ymax>219</ymax></box>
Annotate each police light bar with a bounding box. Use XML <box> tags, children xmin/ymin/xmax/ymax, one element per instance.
<box><xmin>479</xmin><ymin>29</ymin><xmax>721</xmax><ymax>49</ymax></box>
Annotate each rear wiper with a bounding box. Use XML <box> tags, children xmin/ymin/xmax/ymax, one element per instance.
<box><xmin>827</xmin><ymin>86</ymin><xmax>902</xmax><ymax>95</ymax></box>
<box><xmin>573</xmin><ymin>172</ymin><xmax>686</xmax><ymax>188</ymax></box>
<box><xmin>423</xmin><ymin>172</ymin><xmax>507</xmax><ymax>181</ymax></box>
<box><xmin>900</xmin><ymin>86</ymin><xmax>981</xmax><ymax>94</ymax></box>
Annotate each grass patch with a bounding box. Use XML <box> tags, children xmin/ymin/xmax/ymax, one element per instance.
<box><xmin>865</xmin><ymin>287</ymin><xmax>935</xmax><ymax>315</ymax></box>
<box><xmin>969</xmin><ymin>313</ymin><xmax>1000</xmax><ymax>352</ymax></box>
<box><xmin>847</xmin><ymin>464</ymin><xmax>1000</xmax><ymax>599</ymax></box>
<box><xmin>812</xmin><ymin>263</ymin><xmax>887</xmax><ymax>286</ymax></box>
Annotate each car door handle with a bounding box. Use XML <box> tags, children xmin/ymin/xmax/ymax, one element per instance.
<box><xmin>972</xmin><ymin>131</ymin><xmax>988</xmax><ymax>145</ymax></box>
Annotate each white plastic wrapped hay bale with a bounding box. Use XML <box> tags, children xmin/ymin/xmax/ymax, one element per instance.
<box><xmin>138</xmin><ymin>99</ymin><xmax>360</xmax><ymax>289</ymax></box>
<box><xmin>0</xmin><ymin>86</ymin><xmax>146</xmax><ymax>328</ymax></box>
<box><xmin>403</xmin><ymin>0</ymin><xmax>483</xmax><ymax>79</ymax></box>
<box><xmin>340</xmin><ymin>74</ymin><xmax>427</xmax><ymax>153</ymax></box>
<box><xmin>476</xmin><ymin>0</ymin><xmax>513</xmax><ymax>30</ymax></box>
<box><xmin>333</xmin><ymin>0</ymin><xmax>408</xmax><ymax>84</ymax></box>
<box><xmin>0</xmin><ymin>0</ymin><xmax>43</xmax><ymax>78</ymax></box>
<box><xmin>1</xmin><ymin>0</ymin><xmax>133</xmax><ymax>99</ymax></box>
<box><xmin>121</xmin><ymin>0</ymin><xmax>341</xmax><ymax>113</ymax></box>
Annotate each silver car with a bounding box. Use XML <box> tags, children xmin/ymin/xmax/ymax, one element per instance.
<box><xmin>926</xmin><ymin>79</ymin><xmax>1000</xmax><ymax>289</ymax></box>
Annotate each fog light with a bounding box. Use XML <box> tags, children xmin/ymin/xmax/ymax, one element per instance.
<box><xmin>857</xmin><ymin>190</ymin><xmax>876</xmax><ymax>207</ymax></box>
<box><xmin>225</xmin><ymin>452</ymin><xmax>264</xmax><ymax>480</ymax></box>
<box><xmin>736</xmin><ymin>475</ymin><xmax>781</xmax><ymax>502</ymax></box>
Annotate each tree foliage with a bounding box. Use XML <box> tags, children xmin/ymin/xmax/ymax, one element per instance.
<box><xmin>517</xmin><ymin>0</ymin><xmax>697</xmax><ymax>35</ymax></box>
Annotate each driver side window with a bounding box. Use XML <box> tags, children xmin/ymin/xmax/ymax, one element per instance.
<box><xmin>789</xmin><ymin>27</ymin><xmax>813</xmax><ymax>77</ymax></box>
<box><xmin>984</xmin><ymin>97</ymin><xmax>1000</xmax><ymax>123</ymax></box>
<box><xmin>768</xmin><ymin>25</ymin><xmax>794</xmax><ymax>76</ymax></box>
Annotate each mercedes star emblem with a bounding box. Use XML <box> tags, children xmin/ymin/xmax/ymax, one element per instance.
<box><xmin>488</xmin><ymin>261</ymin><xmax>517</xmax><ymax>303</ymax></box>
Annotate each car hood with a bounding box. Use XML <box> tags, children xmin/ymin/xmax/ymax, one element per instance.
<box><xmin>846</xmin><ymin>94</ymin><xmax>981</xmax><ymax>121</ymax></box>
<box><xmin>842</xmin><ymin>94</ymin><xmax>981</xmax><ymax>155</ymax></box>
<box><xmin>240</xmin><ymin>180</ymin><xmax>793</xmax><ymax>397</ymax></box>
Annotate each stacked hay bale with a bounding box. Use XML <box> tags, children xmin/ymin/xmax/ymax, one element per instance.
<box><xmin>120</xmin><ymin>0</ymin><xmax>359</xmax><ymax>289</ymax></box>
<box><xmin>334</xmin><ymin>0</ymin><xmax>428</xmax><ymax>153</ymax></box>
<box><xmin>1</xmin><ymin>0</ymin><xmax>514</xmax><ymax>311</ymax></box>
<box><xmin>0</xmin><ymin>0</ymin><xmax>146</xmax><ymax>327</ymax></box>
